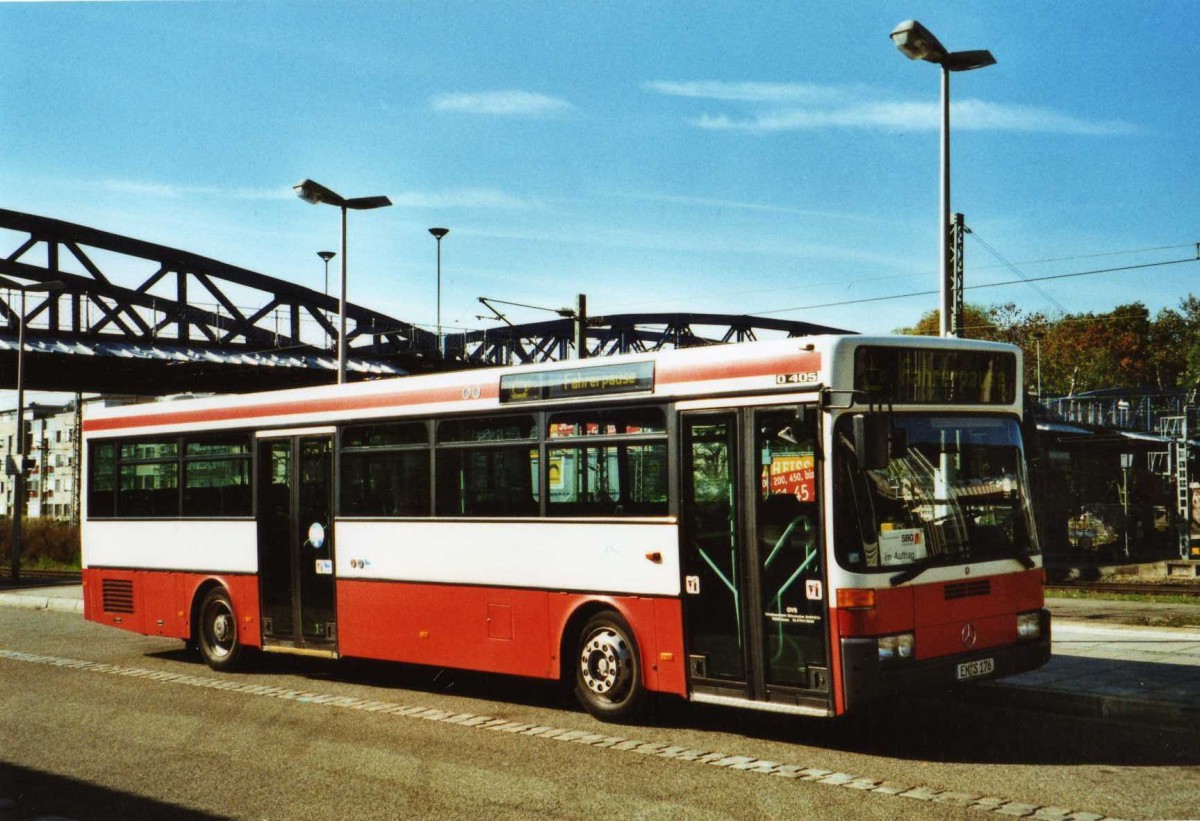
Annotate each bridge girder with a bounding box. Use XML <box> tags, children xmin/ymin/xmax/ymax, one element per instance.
<box><xmin>453</xmin><ymin>313</ymin><xmax>851</xmax><ymax>366</ymax></box>
<box><xmin>0</xmin><ymin>209</ymin><xmax>853</xmax><ymax>394</ymax></box>
<box><xmin>0</xmin><ymin>209</ymin><xmax>444</xmax><ymax>392</ymax></box>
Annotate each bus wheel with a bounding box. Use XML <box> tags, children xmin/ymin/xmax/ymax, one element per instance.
<box><xmin>197</xmin><ymin>587</ymin><xmax>244</xmax><ymax>672</ymax></box>
<box><xmin>574</xmin><ymin>611</ymin><xmax>646</xmax><ymax>722</ymax></box>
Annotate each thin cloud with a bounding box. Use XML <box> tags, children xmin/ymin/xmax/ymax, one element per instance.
<box><xmin>390</xmin><ymin>188</ymin><xmax>533</xmax><ymax>209</ymax></box>
<box><xmin>96</xmin><ymin>179</ymin><xmax>531</xmax><ymax>210</ymax></box>
<box><xmin>953</xmin><ymin>100</ymin><xmax>1138</xmax><ymax>135</ymax></box>
<box><xmin>643</xmin><ymin>80</ymin><xmax>844</xmax><ymax>103</ymax></box>
<box><xmin>602</xmin><ymin>189</ymin><xmax>877</xmax><ymax>222</ymax></box>
<box><xmin>693</xmin><ymin>99</ymin><xmax>1137</xmax><ymax>136</ymax></box>
<box><xmin>430</xmin><ymin>90</ymin><xmax>573</xmax><ymax>116</ymax></box>
<box><xmin>463</xmin><ymin>223</ymin><xmax>898</xmax><ymax>267</ymax></box>
<box><xmin>650</xmin><ymin>79</ymin><xmax>1137</xmax><ymax>136</ymax></box>
<box><xmin>99</xmin><ymin>179</ymin><xmax>292</xmax><ymax>200</ymax></box>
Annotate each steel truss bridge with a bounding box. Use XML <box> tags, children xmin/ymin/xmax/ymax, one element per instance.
<box><xmin>0</xmin><ymin>209</ymin><xmax>847</xmax><ymax>394</ymax></box>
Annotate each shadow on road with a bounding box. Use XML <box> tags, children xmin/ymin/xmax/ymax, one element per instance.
<box><xmin>0</xmin><ymin>762</ymin><xmax>226</xmax><ymax>820</ymax></box>
<box><xmin>655</xmin><ymin>691</ymin><xmax>1200</xmax><ymax>768</ymax></box>
<box><xmin>143</xmin><ymin>647</ymin><xmax>1200</xmax><ymax>769</ymax></box>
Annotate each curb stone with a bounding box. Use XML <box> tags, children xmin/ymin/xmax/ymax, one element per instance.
<box><xmin>0</xmin><ymin>593</ymin><xmax>83</xmax><ymax>614</ymax></box>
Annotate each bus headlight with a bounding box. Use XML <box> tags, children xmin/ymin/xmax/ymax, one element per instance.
<box><xmin>1016</xmin><ymin>611</ymin><xmax>1041</xmax><ymax>641</ymax></box>
<box><xmin>878</xmin><ymin>632</ymin><xmax>915</xmax><ymax>662</ymax></box>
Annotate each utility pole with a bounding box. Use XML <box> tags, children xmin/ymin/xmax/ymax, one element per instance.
<box><xmin>72</xmin><ymin>394</ymin><xmax>82</xmax><ymax>528</ymax></box>
<box><xmin>949</xmin><ymin>212</ymin><xmax>966</xmax><ymax>337</ymax></box>
<box><xmin>574</xmin><ymin>293</ymin><xmax>588</xmax><ymax>360</ymax></box>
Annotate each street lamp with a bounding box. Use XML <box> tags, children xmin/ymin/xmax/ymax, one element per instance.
<box><xmin>890</xmin><ymin>20</ymin><xmax>996</xmax><ymax>337</ymax></box>
<box><xmin>294</xmin><ymin>180</ymin><xmax>392</xmax><ymax>383</ymax></box>
<box><xmin>317</xmin><ymin>250</ymin><xmax>336</xmax><ymax>350</ymax></box>
<box><xmin>317</xmin><ymin>250</ymin><xmax>336</xmax><ymax>297</ymax></box>
<box><xmin>428</xmin><ymin>228</ymin><xmax>449</xmax><ymax>357</ymax></box>
<box><xmin>0</xmin><ymin>276</ymin><xmax>64</xmax><ymax>582</ymax></box>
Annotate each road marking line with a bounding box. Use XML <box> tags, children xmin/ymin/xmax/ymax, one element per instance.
<box><xmin>0</xmin><ymin>648</ymin><xmax>1124</xmax><ymax>820</ymax></box>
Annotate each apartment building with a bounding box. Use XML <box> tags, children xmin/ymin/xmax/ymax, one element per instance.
<box><xmin>0</xmin><ymin>402</ymin><xmax>81</xmax><ymax>521</ymax></box>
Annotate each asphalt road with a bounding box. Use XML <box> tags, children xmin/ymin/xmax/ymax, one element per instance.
<box><xmin>2</xmin><ymin>607</ymin><xmax>1198</xmax><ymax>820</ymax></box>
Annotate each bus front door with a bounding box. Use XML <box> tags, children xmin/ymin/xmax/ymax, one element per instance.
<box><xmin>256</xmin><ymin>433</ymin><xmax>337</xmax><ymax>655</ymax></box>
<box><xmin>680</xmin><ymin>407</ymin><xmax>830</xmax><ymax>713</ymax></box>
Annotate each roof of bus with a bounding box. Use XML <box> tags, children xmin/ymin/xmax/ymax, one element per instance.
<box><xmin>82</xmin><ymin>334</ymin><xmax>1022</xmax><ymax>436</ymax></box>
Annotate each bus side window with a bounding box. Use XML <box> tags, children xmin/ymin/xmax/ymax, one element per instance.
<box><xmin>88</xmin><ymin>442</ymin><xmax>116</xmax><ymax>517</ymax></box>
<box><xmin>436</xmin><ymin>446</ymin><xmax>538</xmax><ymax>517</ymax></box>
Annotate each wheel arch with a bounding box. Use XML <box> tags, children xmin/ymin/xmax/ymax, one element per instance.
<box><xmin>556</xmin><ymin>596</ymin><xmax>663</xmax><ymax>688</ymax></box>
<box><xmin>189</xmin><ymin>575</ymin><xmax>261</xmax><ymax>647</ymax></box>
<box><xmin>188</xmin><ymin>578</ymin><xmax>229</xmax><ymax>643</ymax></box>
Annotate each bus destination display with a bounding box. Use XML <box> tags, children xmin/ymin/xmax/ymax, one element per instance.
<box><xmin>854</xmin><ymin>346</ymin><xmax>1016</xmax><ymax>404</ymax></box>
<box><xmin>500</xmin><ymin>361</ymin><xmax>655</xmax><ymax>404</ymax></box>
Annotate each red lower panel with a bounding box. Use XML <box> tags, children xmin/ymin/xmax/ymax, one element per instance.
<box><xmin>337</xmin><ymin>579</ymin><xmax>555</xmax><ymax>678</ymax></box>
<box><xmin>337</xmin><ymin>580</ymin><xmax>687</xmax><ymax>696</ymax></box>
<box><xmin>833</xmin><ymin>569</ymin><xmax>1045</xmax><ymax>663</ymax></box>
<box><xmin>83</xmin><ymin>568</ymin><xmax>261</xmax><ymax>648</ymax></box>
<box><xmin>82</xmin><ymin>569</ymin><xmax>683</xmax><ymax>694</ymax></box>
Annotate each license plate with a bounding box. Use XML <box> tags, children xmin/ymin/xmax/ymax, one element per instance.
<box><xmin>956</xmin><ymin>657</ymin><xmax>995</xmax><ymax>681</ymax></box>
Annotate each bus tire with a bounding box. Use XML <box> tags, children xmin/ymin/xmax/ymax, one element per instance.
<box><xmin>574</xmin><ymin>610</ymin><xmax>646</xmax><ymax>722</ymax></box>
<box><xmin>196</xmin><ymin>587</ymin><xmax>245</xmax><ymax>672</ymax></box>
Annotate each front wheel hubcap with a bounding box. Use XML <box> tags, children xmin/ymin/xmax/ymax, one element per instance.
<box><xmin>580</xmin><ymin>627</ymin><xmax>632</xmax><ymax>700</ymax></box>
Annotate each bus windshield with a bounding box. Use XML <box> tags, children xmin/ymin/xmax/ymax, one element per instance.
<box><xmin>834</xmin><ymin>414</ymin><xmax>1038</xmax><ymax>573</ymax></box>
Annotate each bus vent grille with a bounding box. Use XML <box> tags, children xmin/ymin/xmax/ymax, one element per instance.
<box><xmin>944</xmin><ymin>579</ymin><xmax>991</xmax><ymax>600</ymax></box>
<box><xmin>102</xmin><ymin>579</ymin><xmax>135</xmax><ymax>614</ymax></box>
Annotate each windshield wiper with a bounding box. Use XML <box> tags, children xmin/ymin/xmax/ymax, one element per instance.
<box><xmin>890</xmin><ymin>552</ymin><xmax>1035</xmax><ymax>586</ymax></box>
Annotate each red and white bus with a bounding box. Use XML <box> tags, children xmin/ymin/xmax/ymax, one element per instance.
<box><xmin>81</xmin><ymin>334</ymin><xmax>1049</xmax><ymax>721</ymax></box>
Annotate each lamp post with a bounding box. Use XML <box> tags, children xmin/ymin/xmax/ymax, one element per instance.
<box><xmin>890</xmin><ymin>20</ymin><xmax>995</xmax><ymax>338</ymax></box>
<box><xmin>317</xmin><ymin>250</ymin><xmax>336</xmax><ymax>298</ymax></box>
<box><xmin>1033</xmin><ymin>331</ymin><xmax>1044</xmax><ymax>398</ymax></box>
<box><xmin>1</xmin><ymin>277</ymin><xmax>64</xmax><ymax>582</ymax></box>
<box><xmin>317</xmin><ymin>250</ymin><xmax>336</xmax><ymax>350</ymax></box>
<box><xmin>428</xmin><ymin>228</ymin><xmax>449</xmax><ymax>357</ymax></box>
<box><xmin>294</xmin><ymin>180</ymin><xmax>392</xmax><ymax>383</ymax></box>
<box><xmin>1120</xmin><ymin>452</ymin><xmax>1134</xmax><ymax>559</ymax></box>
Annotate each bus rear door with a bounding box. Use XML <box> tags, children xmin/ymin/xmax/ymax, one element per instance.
<box><xmin>256</xmin><ymin>430</ymin><xmax>338</xmax><ymax>656</ymax></box>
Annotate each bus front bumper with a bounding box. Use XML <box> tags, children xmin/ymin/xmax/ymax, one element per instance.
<box><xmin>840</xmin><ymin>609</ymin><xmax>1052</xmax><ymax>714</ymax></box>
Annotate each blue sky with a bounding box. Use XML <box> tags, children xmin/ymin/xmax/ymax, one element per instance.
<box><xmin>2</xmin><ymin>0</ymin><xmax>1198</xmax><ymax>346</ymax></box>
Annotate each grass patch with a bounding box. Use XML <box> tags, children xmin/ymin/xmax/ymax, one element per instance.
<box><xmin>1047</xmin><ymin>588</ymin><xmax>1200</xmax><ymax>627</ymax></box>
<box><xmin>1046</xmin><ymin>588</ymin><xmax>1200</xmax><ymax>607</ymax></box>
<box><xmin>0</xmin><ymin>518</ymin><xmax>80</xmax><ymax>573</ymax></box>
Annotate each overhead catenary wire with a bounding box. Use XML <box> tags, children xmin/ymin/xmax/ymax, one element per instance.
<box><xmin>754</xmin><ymin>254</ymin><xmax>1200</xmax><ymax>317</ymax></box>
<box><xmin>604</xmin><ymin>242</ymin><xmax>1199</xmax><ymax>314</ymax></box>
<box><xmin>967</xmin><ymin>228</ymin><xmax>1069</xmax><ymax>316</ymax></box>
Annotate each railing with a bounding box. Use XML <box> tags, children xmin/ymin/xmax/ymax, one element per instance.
<box><xmin>1041</xmin><ymin>393</ymin><xmax>1194</xmax><ymax>434</ymax></box>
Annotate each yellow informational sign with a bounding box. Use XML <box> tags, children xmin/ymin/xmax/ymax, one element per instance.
<box><xmin>762</xmin><ymin>454</ymin><xmax>815</xmax><ymax>501</ymax></box>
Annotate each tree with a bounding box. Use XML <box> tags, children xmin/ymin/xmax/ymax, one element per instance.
<box><xmin>896</xmin><ymin>303</ymin><xmax>1052</xmax><ymax>393</ymax></box>
<box><xmin>896</xmin><ymin>304</ymin><xmax>1006</xmax><ymax>341</ymax></box>
<box><xmin>895</xmin><ymin>298</ymin><xmax>1200</xmax><ymax>396</ymax></box>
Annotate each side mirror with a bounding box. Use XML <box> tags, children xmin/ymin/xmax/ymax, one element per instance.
<box><xmin>853</xmin><ymin>414</ymin><xmax>891</xmax><ymax>471</ymax></box>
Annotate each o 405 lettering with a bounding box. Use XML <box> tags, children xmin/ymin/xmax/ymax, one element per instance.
<box><xmin>776</xmin><ymin>372</ymin><xmax>818</xmax><ymax>385</ymax></box>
